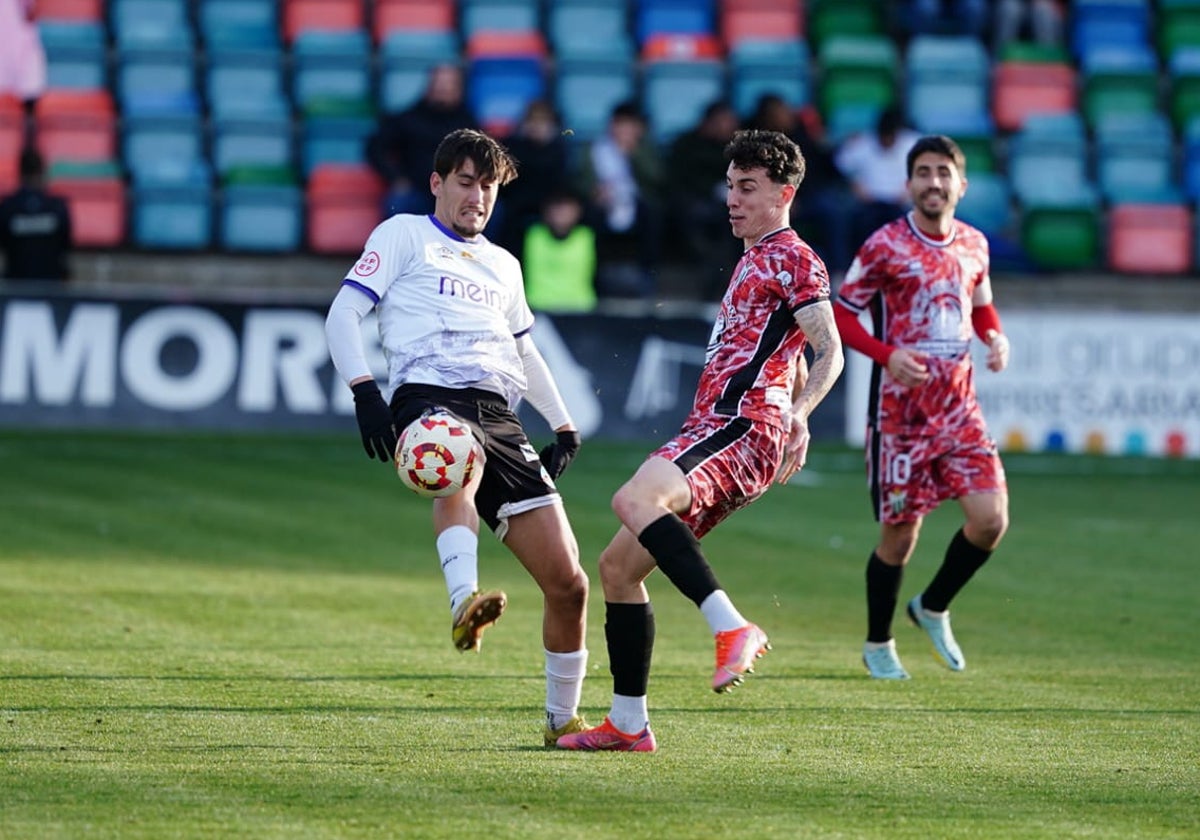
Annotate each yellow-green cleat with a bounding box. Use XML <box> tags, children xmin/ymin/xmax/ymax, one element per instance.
<box><xmin>451</xmin><ymin>590</ymin><xmax>507</xmax><ymax>652</ymax></box>
<box><xmin>544</xmin><ymin>714</ymin><xmax>589</xmax><ymax>747</ymax></box>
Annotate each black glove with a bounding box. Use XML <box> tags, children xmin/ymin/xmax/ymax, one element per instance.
<box><xmin>351</xmin><ymin>380</ymin><xmax>397</xmax><ymax>463</ymax></box>
<box><xmin>539</xmin><ymin>430</ymin><xmax>582</xmax><ymax>480</ymax></box>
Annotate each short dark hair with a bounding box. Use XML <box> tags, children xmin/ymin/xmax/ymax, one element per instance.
<box><xmin>906</xmin><ymin>135</ymin><xmax>966</xmax><ymax>178</ymax></box>
<box><xmin>433</xmin><ymin>128</ymin><xmax>518</xmax><ymax>186</ymax></box>
<box><xmin>723</xmin><ymin>129</ymin><xmax>806</xmax><ymax>186</ymax></box>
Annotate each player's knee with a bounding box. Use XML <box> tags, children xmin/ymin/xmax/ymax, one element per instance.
<box><xmin>973</xmin><ymin>511</ymin><xmax>1009</xmax><ymax>549</ymax></box>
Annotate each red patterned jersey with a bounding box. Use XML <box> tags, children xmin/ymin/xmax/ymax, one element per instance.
<box><xmin>837</xmin><ymin>213</ymin><xmax>990</xmax><ymax>436</ymax></box>
<box><xmin>693</xmin><ymin>227</ymin><xmax>830</xmax><ymax>428</ymax></box>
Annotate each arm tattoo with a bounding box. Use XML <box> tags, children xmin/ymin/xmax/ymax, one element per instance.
<box><xmin>793</xmin><ymin>302</ymin><xmax>845</xmax><ymax>417</ymax></box>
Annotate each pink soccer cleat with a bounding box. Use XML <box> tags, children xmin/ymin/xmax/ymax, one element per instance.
<box><xmin>712</xmin><ymin>623</ymin><xmax>770</xmax><ymax>693</ymax></box>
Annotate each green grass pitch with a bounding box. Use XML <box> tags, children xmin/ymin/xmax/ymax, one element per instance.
<box><xmin>1</xmin><ymin>430</ymin><xmax>1197</xmax><ymax>839</ymax></box>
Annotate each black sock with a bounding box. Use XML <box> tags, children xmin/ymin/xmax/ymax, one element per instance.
<box><xmin>921</xmin><ymin>528</ymin><xmax>992</xmax><ymax>613</ymax></box>
<box><xmin>605</xmin><ymin>601</ymin><xmax>655</xmax><ymax>697</ymax></box>
<box><xmin>866</xmin><ymin>551</ymin><xmax>904</xmax><ymax>643</ymax></box>
<box><xmin>637</xmin><ymin>513</ymin><xmax>720</xmax><ymax>608</ymax></box>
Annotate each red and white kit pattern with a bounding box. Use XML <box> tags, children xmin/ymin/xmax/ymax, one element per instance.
<box><xmin>838</xmin><ymin>214</ymin><xmax>1005</xmax><ymax>522</ymax></box>
<box><xmin>654</xmin><ymin>227</ymin><xmax>830</xmax><ymax>536</ymax></box>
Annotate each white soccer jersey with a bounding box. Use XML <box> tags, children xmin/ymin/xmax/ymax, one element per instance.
<box><xmin>342</xmin><ymin>214</ymin><xmax>535</xmax><ymax>407</ymax></box>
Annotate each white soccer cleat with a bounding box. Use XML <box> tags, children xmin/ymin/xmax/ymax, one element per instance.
<box><xmin>907</xmin><ymin>594</ymin><xmax>965</xmax><ymax>671</ymax></box>
<box><xmin>862</xmin><ymin>639</ymin><xmax>910</xmax><ymax>680</ymax></box>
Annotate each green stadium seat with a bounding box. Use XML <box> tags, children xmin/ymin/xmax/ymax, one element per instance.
<box><xmin>817</xmin><ymin>35</ymin><xmax>898</xmax><ymax>119</ymax></box>
<box><xmin>808</xmin><ymin>0</ymin><xmax>884</xmax><ymax>50</ymax></box>
<box><xmin>1020</xmin><ymin>186</ymin><xmax>1102</xmax><ymax>271</ymax></box>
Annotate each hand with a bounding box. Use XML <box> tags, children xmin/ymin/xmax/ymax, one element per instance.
<box><xmin>776</xmin><ymin>414</ymin><xmax>811</xmax><ymax>485</ymax></box>
<box><xmin>351</xmin><ymin>380</ymin><xmax>397</xmax><ymax>463</ymax></box>
<box><xmin>886</xmin><ymin>347</ymin><xmax>931</xmax><ymax>388</ymax></box>
<box><xmin>539</xmin><ymin>430</ymin><xmax>582</xmax><ymax>480</ymax></box>
<box><xmin>985</xmin><ymin>330</ymin><xmax>1010</xmax><ymax>372</ymax></box>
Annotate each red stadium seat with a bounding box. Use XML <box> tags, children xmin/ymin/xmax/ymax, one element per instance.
<box><xmin>37</xmin><ymin>0</ymin><xmax>103</xmax><ymax>21</ymax></box>
<box><xmin>642</xmin><ymin>33</ymin><xmax>723</xmax><ymax>62</ymax></box>
<box><xmin>373</xmin><ymin>0</ymin><xmax>454</xmax><ymax>43</ymax></box>
<box><xmin>721</xmin><ymin>7</ymin><xmax>803</xmax><ymax>47</ymax></box>
<box><xmin>0</xmin><ymin>95</ymin><xmax>23</xmax><ymax>165</ymax></box>
<box><xmin>306</xmin><ymin>163</ymin><xmax>383</xmax><ymax>254</ymax></box>
<box><xmin>283</xmin><ymin>0</ymin><xmax>364</xmax><ymax>44</ymax></box>
<box><xmin>465</xmin><ymin>30</ymin><xmax>547</xmax><ymax>59</ymax></box>
<box><xmin>47</xmin><ymin>171</ymin><xmax>127</xmax><ymax>248</ymax></box>
<box><xmin>992</xmin><ymin>61</ymin><xmax>1077</xmax><ymax>132</ymax></box>
<box><xmin>34</xmin><ymin>89</ymin><xmax>116</xmax><ymax>164</ymax></box>
<box><xmin>0</xmin><ymin>154</ymin><xmax>17</xmax><ymax>194</ymax></box>
<box><xmin>1108</xmin><ymin>203</ymin><xmax>1194</xmax><ymax>274</ymax></box>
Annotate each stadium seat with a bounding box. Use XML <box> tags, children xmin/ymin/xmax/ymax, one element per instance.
<box><xmin>818</xmin><ymin>35</ymin><xmax>898</xmax><ymax>119</ymax></box>
<box><xmin>0</xmin><ymin>155</ymin><xmax>17</xmax><ymax>195</ymax></box>
<box><xmin>291</xmin><ymin>30</ymin><xmax>373</xmax><ymax>112</ymax></box>
<box><xmin>46</xmin><ymin>160</ymin><xmax>127</xmax><ymax>248</ymax></box>
<box><xmin>465</xmin><ymin>33</ymin><xmax>548</xmax><ymax>135</ymax></box>
<box><xmin>200</xmin><ymin>0</ymin><xmax>279</xmax><ymax>53</ymax></box>
<box><xmin>301</xmin><ymin>100</ymin><xmax>375</xmax><ymax>175</ymax></box>
<box><xmin>38</xmin><ymin>0</ymin><xmax>103</xmax><ymax>21</ymax></box>
<box><xmin>1071</xmin><ymin>0</ymin><xmax>1152</xmax><ymax>60</ymax></box>
<box><xmin>379</xmin><ymin>31</ymin><xmax>462</xmax><ymax>112</ymax></box>
<box><xmin>206</xmin><ymin>49</ymin><xmax>289</xmax><ymax>119</ymax></box>
<box><xmin>1081</xmin><ymin>45</ymin><xmax>1159</xmax><ymax>127</ymax></box>
<box><xmin>1159</xmin><ymin>0</ymin><xmax>1200</xmax><ymax>58</ymax></box>
<box><xmin>729</xmin><ymin>39</ymin><xmax>810</xmax><ymax>116</ymax></box>
<box><xmin>636</xmin><ymin>0</ymin><xmax>716</xmax><ymax>46</ymax></box>
<box><xmin>992</xmin><ymin>60</ymin><xmax>1078</xmax><ymax>132</ymax></box>
<box><xmin>373</xmin><ymin>0</ymin><xmax>454</xmax><ymax>43</ymax></box>
<box><xmin>0</xmin><ymin>96</ymin><xmax>22</xmax><ymax>173</ymax></box>
<box><xmin>111</xmin><ymin>0</ymin><xmax>193</xmax><ymax>51</ymax></box>
<box><xmin>306</xmin><ymin>164</ymin><xmax>384</xmax><ymax>254</ymax></box>
<box><xmin>220</xmin><ymin>175</ymin><xmax>303</xmax><ymax>251</ymax></box>
<box><xmin>1169</xmin><ymin>48</ymin><xmax>1200</xmax><ymax>129</ymax></box>
<box><xmin>122</xmin><ymin>114</ymin><xmax>206</xmax><ymax>185</ymax></box>
<box><xmin>460</xmin><ymin>0</ymin><xmax>540</xmax><ymax>38</ymax></box>
<box><xmin>554</xmin><ymin>56</ymin><xmax>636</xmax><ymax>141</ymax></box>
<box><xmin>212</xmin><ymin>114</ymin><xmax>295</xmax><ymax>177</ymax></box>
<box><xmin>283</xmin><ymin>0</ymin><xmax>365</xmax><ymax>44</ymax></box>
<box><xmin>1095</xmin><ymin>113</ymin><xmax>1179</xmax><ymax>203</ymax></box>
<box><xmin>1019</xmin><ymin>186</ymin><xmax>1102</xmax><ymax>270</ymax></box>
<box><xmin>35</xmin><ymin>89</ymin><xmax>117</xmax><ymax>164</ymax></box>
<box><xmin>40</xmin><ymin>21</ymin><xmax>108</xmax><ymax>90</ymax></box>
<box><xmin>131</xmin><ymin>161</ymin><xmax>214</xmax><ymax>250</ymax></box>
<box><xmin>808</xmin><ymin>0</ymin><xmax>884</xmax><ymax>49</ymax></box>
<box><xmin>720</xmin><ymin>3</ymin><xmax>803</xmax><ymax>48</ymax></box>
<box><xmin>116</xmin><ymin>50</ymin><xmax>200</xmax><ymax>117</ymax></box>
<box><xmin>548</xmin><ymin>1</ymin><xmax>634</xmax><ymax>60</ymax></box>
<box><xmin>956</xmin><ymin>171</ymin><xmax>1012</xmax><ymax>236</ymax></box>
<box><xmin>1108</xmin><ymin>203</ymin><xmax>1194</xmax><ymax>274</ymax></box>
<box><xmin>642</xmin><ymin>45</ymin><xmax>726</xmax><ymax>143</ymax></box>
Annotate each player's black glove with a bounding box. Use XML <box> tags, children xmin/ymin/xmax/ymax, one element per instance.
<box><xmin>539</xmin><ymin>430</ymin><xmax>582</xmax><ymax>480</ymax></box>
<box><xmin>351</xmin><ymin>380</ymin><xmax>397</xmax><ymax>463</ymax></box>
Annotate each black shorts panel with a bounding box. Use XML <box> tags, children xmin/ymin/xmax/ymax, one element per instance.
<box><xmin>391</xmin><ymin>384</ymin><xmax>555</xmax><ymax>532</ymax></box>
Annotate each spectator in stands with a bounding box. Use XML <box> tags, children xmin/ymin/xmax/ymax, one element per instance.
<box><xmin>0</xmin><ymin>0</ymin><xmax>47</xmax><ymax>140</ymax></box>
<box><xmin>575</xmin><ymin>100</ymin><xmax>665</xmax><ymax>301</ymax></box>
<box><xmin>836</xmin><ymin>107</ymin><xmax>921</xmax><ymax>257</ymax></box>
<box><xmin>993</xmin><ymin>0</ymin><xmax>1064</xmax><ymax>51</ymax></box>
<box><xmin>365</xmin><ymin>63</ymin><xmax>476</xmax><ymax>220</ymax></box>
<box><xmin>749</xmin><ymin>93</ymin><xmax>855</xmax><ymax>275</ymax></box>
<box><xmin>666</xmin><ymin>99</ymin><xmax>741</xmax><ymax>300</ymax></box>
<box><xmin>501</xmin><ymin>99</ymin><xmax>572</xmax><ymax>254</ymax></box>
<box><xmin>522</xmin><ymin>188</ymin><xmax>597</xmax><ymax>313</ymax></box>
<box><xmin>0</xmin><ymin>147</ymin><xmax>72</xmax><ymax>282</ymax></box>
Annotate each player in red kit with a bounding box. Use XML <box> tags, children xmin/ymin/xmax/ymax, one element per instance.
<box><xmin>834</xmin><ymin>135</ymin><xmax>1011</xmax><ymax>680</ymax></box>
<box><xmin>557</xmin><ymin>130</ymin><xmax>844</xmax><ymax>751</ymax></box>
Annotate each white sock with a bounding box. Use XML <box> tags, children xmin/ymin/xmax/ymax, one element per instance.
<box><xmin>436</xmin><ymin>525</ymin><xmax>478</xmax><ymax>614</ymax></box>
<box><xmin>699</xmin><ymin>590</ymin><xmax>747</xmax><ymax>634</ymax></box>
<box><xmin>545</xmin><ymin>648</ymin><xmax>587</xmax><ymax>730</ymax></box>
<box><xmin>609</xmin><ymin>694</ymin><xmax>649</xmax><ymax>735</ymax></box>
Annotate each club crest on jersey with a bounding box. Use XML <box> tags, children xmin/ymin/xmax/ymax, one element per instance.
<box><xmin>776</xmin><ymin>269</ymin><xmax>793</xmax><ymax>288</ymax></box>
<box><xmin>886</xmin><ymin>489</ymin><xmax>907</xmax><ymax>516</ymax></box>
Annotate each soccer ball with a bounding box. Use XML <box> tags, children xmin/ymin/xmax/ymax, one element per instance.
<box><xmin>395</xmin><ymin>410</ymin><xmax>480</xmax><ymax>498</ymax></box>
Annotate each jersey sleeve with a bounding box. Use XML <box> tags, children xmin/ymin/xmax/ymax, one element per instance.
<box><xmin>837</xmin><ymin>230</ymin><xmax>889</xmax><ymax>313</ymax></box>
<box><xmin>341</xmin><ymin>217</ymin><xmax>415</xmax><ymax>305</ymax></box>
<box><xmin>501</xmin><ymin>250</ymin><xmax>536</xmax><ymax>338</ymax></box>
<box><xmin>784</xmin><ymin>244</ymin><xmax>831</xmax><ymax>312</ymax></box>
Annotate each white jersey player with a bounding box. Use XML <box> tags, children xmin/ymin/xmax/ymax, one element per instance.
<box><xmin>324</xmin><ymin>129</ymin><xmax>591</xmax><ymax>747</ymax></box>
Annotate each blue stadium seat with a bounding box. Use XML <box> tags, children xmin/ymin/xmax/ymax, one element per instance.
<box><xmin>116</xmin><ymin>50</ymin><xmax>200</xmax><ymax>117</ymax></box>
<box><xmin>40</xmin><ymin>21</ymin><xmax>108</xmax><ymax>90</ymax></box>
<box><xmin>1008</xmin><ymin>114</ymin><xmax>1091</xmax><ymax>205</ymax></box>
<box><xmin>636</xmin><ymin>0</ymin><xmax>715</xmax><ymax>46</ymax></box>
<box><xmin>1071</xmin><ymin>0</ymin><xmax>1151</xmax><ymax>60</ymax></box>
<box><xmin>301</xmin><ymin>108</ymin><xmax>375</xmax><ymax>176</ymax></box>
<box><xmin>468</xmin><ymin>57</ymin><xmax>547</xmax><ymax>136</ymax></box>
<box><xmin>131</xmin><ymin>161</ymin><xmax>214</xmax><ymax>249</ymax></box>
<box><xmin>378</xmin><ymin>30</ymin><xmax>460</xmax><ymax>112</ymax></box>
<box><xmin>212</xmin><ymin>114</ymin><xmax>295</xmax><ymax>176</ymax></box>
<box><xmin>956</xmin><ymin>171</ymin><xmax>1012</xmax><ymax>235</ymax></box>
<box><xmin>206</xmin><ymin>50</ymin><xmax>289</xmax><ymax>119</ymax></box>
<box><xmin>642</xmin><ymin>59</ymin><xmax>725</xmax><ymax>143</ymax></box>
<box><xmin>548</xmin><ymin>1</ymin><xmax>634</xmax><ymax>61</ymax></box>
<box><xmin>1095</xmin><ymin>113</ymin><xmax>1180</xmax><ymax>203</ymax></box>
<box><xmin>292</xmin><ymin>31</ymin><xmax>374</xmax><ymax>111</ymax></box>
<box><xmin>220</xmin><ymin>184</ymin><xmax>303</xmax><ymax>251</ymax></box>
<box><xmin>112</xmin><ymin>0</ymin><xmax>193</xmax><ymax>50</ymax></box>
<box><xmin>199</xmin><ymin>0</ymin><xmax>278</xmax><ymax>53</ymax></box>
<box><xmin>729</xmin><ymin>40</ymin><xmax>811</xmax><ymax>116</ymax></box>
<box><xmin>460</xmin><ymin>0</ymin><xmax>541</xmax><ymax>38</ymax></box>
<box><xmin>122</xmin><ymin>114</ymin><xmax>205</xmax><ymax>184</ymax></box>
<box><xmin>554</xmin><ymin>57</ymin><xmax>636</xmax><ymax>141</ymax></box>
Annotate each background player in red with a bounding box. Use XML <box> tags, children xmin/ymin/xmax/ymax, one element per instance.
<box><xmin>834</xmin><ymin>135</ymin><xmax>1011</xmax><ymax>680</ymax></box>
<box><xmin>558</xmin><ymin>130</ymin><xmax>844</xmax><ymax>752</ymax></box>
